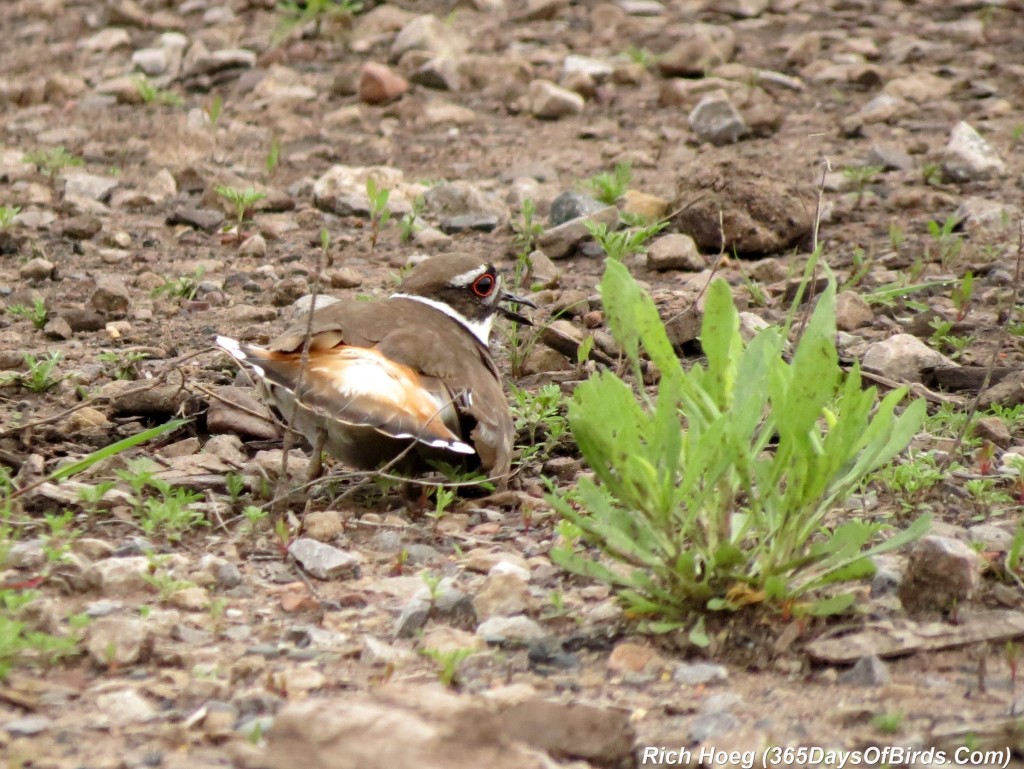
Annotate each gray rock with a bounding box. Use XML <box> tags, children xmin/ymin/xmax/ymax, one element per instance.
<box><xmin>43</xmin><ymin>315</ymin><xmax>73</xmax><ymax>340</ymax></box>
<box><xmin>838</xmin><ymin>655</ymin><xmax>890</xmax><ymax>686</ymax></box>
<box><xmin>95</xmin><ymin>688</ymin><xmax>157</xmax><ymax>725</ymax></box>
<box><xmin>166</xmin><ymin>206</ymin><xmax>225</xmax><ymax>233</ymax></box>
<box><xmin>501</xmin><ymin>699</ymin><xmax>635</xmax><ymax>766</ymax></box>
<box><xmin>411</xmin><ymin>56</ymin><xmax>461</xmax><ymax>91</ymax></box>
<box><xmin>942</xmin><ymin>121</ymin><xmax>1005</xmax><ymax>183</ymax></box>
<box><xmin>90</xmin><ymin>275</ymin><xmax>131</xmax><ymax>317</ymax></box>
<box><xmin>264</xmin><ymin>689</ymin><xmax>561</xmax><ymax>769</ymax></box>
<box><xmin>61</xmin><ymin>214</ymin><xmax>102</xmax><ymax>240</ymax></box>
<box><xmin>867</xmin><ymin>144</ymin><xmax>914</xmax><ymax>172</ymax></box>
<box><xmin>391</xmin><ymin>14</ymin><xmax>467</xmax><ymax>59</ymax></box>
<box><xmin>18</xmin><ymin>257</ymin><xmax>54</xmax><ymax>281</ymax></box>
<box><xmin>709</xmin><ymin>0</ymin><xmax>769</xmax><ymax>17</ymax></box>
<box><xmin>206</xmin><ymin>385</ymin><xmax>280</xmax><ymax>441</ymax></box>
<box><xmin>477</xmin><ymin>615</ymin><xmax>546</xmax><ymax>643</ymax></box>
<box><xmin>185</xmin><ymin>48</ymin><xmax>256</xmax><ymax>77</ymax></box>
<box><xmin>539</xmin><ymin>205</ymin><xmax>619</xmax><ymax>259</ymax></box>
<box><xmin>549</xmin><ymin>191</ymin><xmax>606</xmax><ymax>227</ymax></box>
<box><xmin>563</xmin><ymin>54</ymin><xmax>614</xmax><ymax>81</ymax></box>
<box><xmin>288</xmin><ymin>538</ymin><xmax>361</xmax><ymax>580</ymax></box>
<box><xmin>85</xmin><ymin>555</ymin><xmax>152</xmax><ymax>593</ymax></box>
<box><xmin>132</xmin><ymin>48</ymin><xmax>170</xmax><ymax>76</ymax></box>
<box><xmin>647</xmin><ymin>234</ymin><xmax>704</xmax><ymax>271</ymax></box>
<box><xmin>835</xmin><ymin>291</ymin><xmax>874</xmax><ymax>331</ymax></box>
<box><xmin>953</xmin><ymin>197</ymin><xmax>1021</xmax><ymax>234</ymax></box>
<box><xmin>973</xmin><ymin>416</ymin><xmax>1012</xmax><ymax>448</ymax></box>
<box><xmin>199</xmin><ymin>554</ymin><xmax>243</xmax><ymax>589</ymax></box>
<box><xmin>657</xmin><ymin>25</ymin><xmax>735</xmax><ymax>77</ymax></box>
<box><xmin>529</xmin><ymin>79</ymin><xmax>585</xmax><ymax>119</ymax></box>
<box><xmin>423</xmin><ymin>182</ymin><xmax>507</xmax><ymax>227</ymax></box>
<box><xmin>472</xmin><ymin>571</ymin><xmax>533</xmax><ymax>619</ymax></box>
<box><xmin>64</xmin><ymin>172</ymin><xmax>118</xmax><ymax>202</ymax></box>
<box><xmin>967</xmin><ymin>522</ymin><xmax>1013</xmax><ymax>550</ymax></box>
<box><xmin>673</xmin><ymin>662</ymin><xmax>729</xmax><ymax>685</ymax></box>
<box><xmin>898</xmin><ymin>535</ymin><xmax>982</xmax><ymax>614</ymax></box>
<box><xmin>393</xmin><ymin>598</ymin><xmax>431</xmax><ymax>638</ymax></box>
<box><xmin>439</xmin><ymin>214</ymin><xmax>501</xmax><ymax>233</ymax></box>
<box><xmin>239</xmin><ymin>232</ymin><xmax>267</xmax><ymax>257</ymax></box>
<box><xmin>86</xmin><ymin>617</ymin><xmax>153</xmax><ymax>666</ymax></box>
<box><xmin>672</xmin><ymin>150</ymin><xmax>813</xmax><ymax>256</ymax></box>
<box><xmin>4</xmin><ymin>538</ymin><xmax>45</xmax><ymax>569</ymax></box>
<box><xmin>689</xmin><ymin>711</ymin><xmax>741</xmax><ymax>742</ymax></box>
<box><xmin>862</xmin><ymin>333</ymin><xmax>952</xmax><ymax>383</ymax></box>
<box><xmin>3</xmin><ymin>715</ymin><xmax>52</xmax><ymax>736</ymax></box>
<box><xmin>688</xmin><ymin>90</ymin><xmax>747</xmax><ymax>145</ymax></box>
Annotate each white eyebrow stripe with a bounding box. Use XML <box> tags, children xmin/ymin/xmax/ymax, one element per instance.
<box><xmin>448</xmin><ymin>266</ymin><xmax>487</xmax><ymax>287</ymax></box>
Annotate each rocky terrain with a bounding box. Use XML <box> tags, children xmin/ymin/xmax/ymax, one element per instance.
<box><xmin>2</xmin><ymin>0</ymin><xmax>1024</xmax><ymax>767</ymax></box>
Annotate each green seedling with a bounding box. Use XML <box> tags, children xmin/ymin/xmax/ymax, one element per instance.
<box><xmin>888</xmin><ymin>221</ymin><xmax>904</xmax><ymax>251</ymax></box>
<box><xmin>97</xmin><ymin>350</ymin><xmax>149</xmax><ymax>380</ymax></box>
<box><xmin>927</xmin><ymin>215</ymin><xmax>963</xmax><ymax>268</ymax></box>
<box><xmin>871</xmin><ymin>710</ymin><xmax>904</xmax><ymax>735</ymax></box>
<box><xmin>0</xmin><ymin>352</ymin><xmax>63</xmax><ymax>392</ymax></box>
<box><xmin>922</xmin><ymin>163</ymin><xmax>942</xmax><ymax>186</ymax></box>
<box><xmin>274</xmin><ymin>0</ymin><xmax>363</xmax><ymax>42</ymax></box>
<box><xmin>428</xmin><ymin>486</ymin><xmax>456</xmax><ymax>521</ymax></box>
<box><xmin>215</xmin><ymin>185</ymin><xmax>266</xmax><ymax>234</ymax></box>
<box><xmin>0</xmin><ymin>588</ymin><xmax>85</xmax><ymax>681</ymax></box>
<box><xmin>842</xmin><ymin>164</ymin><xmax>883</xmax><ymax>208</ymax></box>
<box><xmin>399</xmin><ymin>196</ymin><xmax>425</xmax><ymax>243</ymax></box>
<box><xmin>77</xmin><ymin>481</ymin><xmax>116</xmax><ymax>514</ymax></box>
<box><xmin>625</xmin><ymin>45</ymin><xmax>656</xmax><ymax>68</ymax></box>
<box><xmin>23</xmin><ymin>146</ymin><xmax>83</xmax><ymax>180</ymax></box>
<box><xmin>951</xmin><ymin>271</ymin><xmax>974</xmax><ymax>320</ymax></box>
<box><xmin>133</xmin><ymin>75</ymin><xmax>183</xmax><ymax>107</ymax></box>
<box><xmin>207</xmin><ymin>94</ymin><xmax>223</xmax><ymax>125</ymax></box>
<box><xmin>242</xmin><ymin>504</ymin><xmax>269</xmax><ymax>534</ymax></box>
<box><xmin>265</xmin><ymin>137</ymin><xmax>281</xmax><ymax>177</ymax></box>
<box><xmin>585</xmin><ymin>219</ymin><xmax>667</xmax><ymax>262</ymax></box>
<box><xmin>366</xmin><ymin>177</ymin><xmax>391</xmax><ymax>249</ymax></box>
<box><xmin>225</xmin><ymin>473</ymin><xmax>246</xmax><ymax>503</ymax></box>
<box><xmin>582</xmin><ymin>162</ymin><xmax>632</xmax><ymax>205</ymax></box>
<box><xmin>421</xmin><ymin>647</ymin><xmax>473</xmax><ymax>688</ymax></box>
<box><xmin>7</xmin><ymin>298</ymin><xmax>48</xmax><ymax>329</ymax></box>
<box><xmin>0</xmin><ymin>205</ymin><xmax>20</xmax><ymax>229</ymax></box>
<box><xmin>150</xmin><ymin>267</ymin><xmax>205</xmax><ymax>301</ymax></box>
<box><xmin>550</xmin><ymin>261</ymin><xmax>928</xmax><ymax>628</ymax></box>
<box><xmin>511</xmin><ymin>383</ymin><xmax>568</xmax><ymax>466</ymax></box>
<box><xmin>511</xmin><ymin>198</ymin><xmax>543</xmax><ymax>258</ymax></box>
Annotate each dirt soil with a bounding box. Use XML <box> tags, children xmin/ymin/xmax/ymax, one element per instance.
<box><xmin>2</xmin><ymin>0</ymin><xmax>1024</xmax><ymax>767</ymax></box>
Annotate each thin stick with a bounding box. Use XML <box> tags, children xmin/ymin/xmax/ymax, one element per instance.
<box><xmin>941</xmin><ymin>223</ymin><xmax>1024</xmax><ymax>468</ymax></box>
<box><xmin>274</xmin><ymin>232</ymin><xmax>328</xmax><ymax>508</ymax></box>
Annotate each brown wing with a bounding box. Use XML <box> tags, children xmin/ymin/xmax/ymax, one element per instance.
<box><xmin>215</xmin><ymin>336</ymin><xmax>473</xmax><ymax>454</ymax></box>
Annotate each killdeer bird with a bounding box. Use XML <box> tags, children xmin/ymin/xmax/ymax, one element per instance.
<box><xmin>215</xmin><ymin>254</ymin><xmax>533</xmax><ymax>486</ymax></box>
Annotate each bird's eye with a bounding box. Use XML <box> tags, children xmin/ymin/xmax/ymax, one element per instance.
<box><xmin>471</xmin><ymin>274</ymin><xmax>495</xmax><ymax>297</ymax></box>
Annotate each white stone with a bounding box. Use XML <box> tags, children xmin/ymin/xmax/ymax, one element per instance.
<box><xmin>942</xmin><ymin>121</ymin><xmax>1005</xmax><ymax>183</ymax></box>
<box><xmin>688</xmin><ymin>90</ymin><xmax>747</xmax><ymax>145</ymax></box>
<box><xmin>529</xmin><ymin>79</ymin><xmax>585</xmax><ymax>119</ymax></box>
<box><xmin>862</xmin><ymin>333</ymin><xmax>952</xmax><ymax>383</ymax></box>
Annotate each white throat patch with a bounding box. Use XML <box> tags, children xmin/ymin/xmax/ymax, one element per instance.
<box><xmin>390</xmin><ymin>293</ymin><xmax>494</xmax><ymax>346</ymax></box>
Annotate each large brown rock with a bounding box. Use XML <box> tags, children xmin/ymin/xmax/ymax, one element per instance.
<box><xmin>671</xmin><ymin>150</ymin><xmax>814</xmax><ymax>257</ymax></box>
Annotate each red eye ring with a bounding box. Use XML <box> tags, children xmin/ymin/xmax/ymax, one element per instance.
<box><xmin>472</xmin><ymin>274</ymin><xmax>495</xmax><ymax>297</ymax></box>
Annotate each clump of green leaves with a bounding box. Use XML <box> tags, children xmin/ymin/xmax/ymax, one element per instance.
<box><xmin>216</xmin><ymin>185</ymin><xmax>266</xmax><ymax>234</ymax></box>
<box><xmin>550</xmin><ymin>261</ymin><xmax>928</xmax><ymax>626</ymax></box>
<box><xmin>398</xmin><ymin>196</ymin><xmax>425</xmax><ymax>244</ymax></box>
<box><xmin>133</xmin><ymin>76</ymin><xmax>183</xmax><ymax>107</ymax></box>
<box><xmin>115</xmin><ymin>459</ymin><xmax>207</xmax><ymax>542</ymax></box>
<box><xmin>274</xmin><ymin>0</ymin><xmax>363</xmax><ymax>42</ymax></box>
<box><xmin>0</xmin><ymin>352</ymin><xmax>63</xmax><ymax>392</ymax></box>
<box><xmin>150</xmin><ymin>267</ymin><xmax>205</xmax><ymax>301</ymax></box>
<box><xmin>0</xmin><ymin>205</ymin><xmax>20</xmax><ymax>229</ymax></box>
<box><xmin>0</xmin><ymin>589</ymin><xmax>86</xmax><ymax>680</ymax></box>
<box><xmin>23</xmin><ymin>146</ymin><xmax>83</xmax><ymax>180</ymax></box>
<box><xmin>366</xmin><ymin>177</ymin><xmax>391</xmax><ymax>249</ymax></box>
<box><xmin>842</xmin><ymin>164</ymin><xmax>883</xmax><ymax>208</ymax></box>
<box><xmin>6</xmin><ymin>298</ymin><xmax>48</xmax><ymax>329</ymax></box>
<box><xmin>265</xmin><ymin>136</ymin><xmax>281</xmax><ymax>177</ymax></box>
<box><xmin>511</xmin><ymin>384</ymin><xmax>568</xmax><ymax>466</ymax></box>
<box><xmin>421</xmin><ymin>647</ymin><xmax>474</xmax><ymax>688</ymax></box>
<box><xmin>582</xmin><ymin>162</ymin><xmax>632</xmax><ymax>205</ymax></box>
<box><xmin>927</xmin><ymin>215</ymin><xmax>963</xmax><ymax>268</ymax></box>
<box><xmin>585</xmin><ymin>218</ymin><xmax>667</xmax><ymax>262</ymax></box>
<box><xmin>98</xmin><ymin>350</ymin><xmax>149</xmax><ymax>381</ymax></box>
